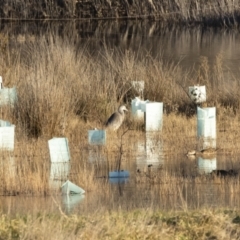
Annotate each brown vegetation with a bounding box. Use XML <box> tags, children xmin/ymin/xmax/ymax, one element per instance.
<box><xmin>1</xmin><ymin>209</ymin><xmax>240</xmax><ymax>239</ymax></box>
<box><xmin>0</xmin><ymin>33</ymin><xmax>238</xmax><ymax>199</ymax></box>
<box><xmin>0</xmin><ymin>0</ymin><xmax>240</xmax><ymax>26</ymax></box>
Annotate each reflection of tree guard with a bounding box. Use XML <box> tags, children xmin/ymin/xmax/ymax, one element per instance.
<box><xmin>197</xmin><ymin>107</ymin><xmax>216</xmax><ymax>150</ymax></box>
<box><xmin>145</xmin><ymin>132</ymin><xmax>164</xmax><ymax>166</ymax></box>
<box><xmin>198</xmin><ymin>156</ymin><xmax>217</xmax><ymax>174</ymax></box>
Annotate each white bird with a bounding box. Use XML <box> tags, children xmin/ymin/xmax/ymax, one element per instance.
<box><xmin>105</xmin><ymin>105</ymin><xmax>128</xmax><ymax>131</ymax></box>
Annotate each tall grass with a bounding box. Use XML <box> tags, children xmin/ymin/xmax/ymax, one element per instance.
<box><xmin>0</xmin><ymin>33</ymin><xmax>239</xmax><ymax>198</ymax></box>
<box><xmin>1</xmin><ymin>0</ymin><xmax>240</xmax><ymax>26</ymax></box>
<box><xmin>5</xmin><ymin>34</ymin><xmax>239</xmax><ymax>137</ymax></box>
<box><xmin>0</xmin><ymin>209</ymin><xmax>240</xmax><ymax>239</ymax></box>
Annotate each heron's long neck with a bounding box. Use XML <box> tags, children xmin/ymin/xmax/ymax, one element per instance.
<box><xmin>119</xmin><ymin>109</ymin><xmax>124</xmax><ymax>115</ymax></box>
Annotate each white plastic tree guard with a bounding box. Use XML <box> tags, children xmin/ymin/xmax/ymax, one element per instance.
<box><xmin>135</xmin><ymin>139</ymin><xmax>146</xmax><ymax>169</ymax></box>
<box><xmin>50</xmin><ymin>162</ymin><xmax>70</xmax><ymax>181</ymax></box>
<box><xmin>88</xmin><ymin>130</ymin><xmax>106</xmax><ymax>145</ymax></box>
<box><xmin>131</xmin><ymin>81</ymin><xmax>144</xmax><ymax>98</ymax></box>
<box><xmin>88</xmin><ymin>130</ymin><xmax>106</xmax><ymax>163</ymax></box>
<box><xmin>198</xmin><ymin>157</ymin><xmax>217</xmax><ymax>174</ymax></box>
<box><xmin>0</xmin><ymin>120</ymin><xmax>15</xmax><ymax>151</ymax></box>
<box><xmin>197</xmin><ymin>107</ymin><xmax>216</xmax><ymax>149</ymax></box>
<box><xmin>0</xmin><ymin>87</ymin><xmax>17</xmax><ymax>107</ymax></box>
<box><xmin>140</xmin><ymin>99</ymin><xmax>150</xmax><ymax>112</ymax></box>
<box><xmin>145</xmin><ymin>133</ymin><xmax>164</xmax><ymax>167</ymax></box>
<box><xmin>131</xmin><ymin>97</ymin><xmax>144</xmax><ymax>119</ymax></box>
<box><xmin>189</xmin><ymin>85</ymin><xmax>206</xmax><ymax>104</ymax></box>
<box><xmin>131</xmin><ymin>97</ymin><xmax>149</xmax><ymax>120</ymax></box>
<box><xmin>61</xmin><ymin>180</ymin><xmax>85</xmax><ymax>195</ymax></box>
<box><xmin>48</xmin><ymin>137</ymin><xmax>71</xmax><ymax>163</ymax></box>
<box><xmin>145</xmin><ymin>102</ymin><xmax>163</xmax><ymax>131</ymax></box>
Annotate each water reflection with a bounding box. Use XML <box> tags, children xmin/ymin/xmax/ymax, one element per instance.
<box><xmin>145</xmin><ymin>133</ymin><xmax>164</xmax><ymax>167</ymax></box>
<box><xmin>49</xmin><ymin>163</ymin><xmax>70</xmax><ymax>190</ymax></box>
<box><xmin>198</xmin><ymin>155</ymin><xmax>217</xmax><ymax>174</ymax></box>
<box><xmin>0</xmin><ymin>153</ymin><xmax>240</xmax><ymax>215</ymax></box>
<box><xmin>135</xmin><ymin>133</ymin><xmax>164</xmax><ymax>171</ymax></box>
<box><xmin>3</xmin><ymin>21</ymin><xmax>240</xmax><ymax>81</ymax></box>
<box><xmin>7</xmin><ymin>156</ymin><xmax>15</xmax><ymax>179</ymax></box>
<box><xmin>88</xmin><ymin>146</ymin><xmax>106</xmax><ymax>163</ymax></box>
<box><xmin>62</xmin><ymin>194</ymin><xmax>85</xmax><ymax>213</ymax></box>
<box><xmin>109</xmin><ymin>177</ymin><xmax>129</xmax><ymax>184</ymax></box>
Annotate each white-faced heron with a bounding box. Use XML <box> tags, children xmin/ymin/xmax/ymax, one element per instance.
<box><xmin>105</xmin><ymin>105</ymin><xmax>128</xmax><ymax>131</ymax></box>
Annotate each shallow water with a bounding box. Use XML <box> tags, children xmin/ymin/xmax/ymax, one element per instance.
<box><xmin>3</xmin><ymin>21</ymin><xmax>240</xmax><ymax>78</ymax></box>
<box><xmin>1</xmin><ymin>20</ymin><xmax>240</xmax><ymax>214</ymax></box>
<box><xmin>1</xmin><ymin>138</ymin><xmax>240</xmax><ymax>216</ymax></box>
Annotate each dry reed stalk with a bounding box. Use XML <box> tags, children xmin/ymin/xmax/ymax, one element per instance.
<box><xmin>1</xmin><ymin>208</ymin><xmax>240</xmax><ymax>239</ymax></box>
<box><xmin>0</xmin><ymin>33</ymin><xmax>240</xmax><ymax>197</ymax></box>
<box><xmin>1</xmin><ymin>0</ymin><xmax>240</xmax><ymax>27</ymax></box>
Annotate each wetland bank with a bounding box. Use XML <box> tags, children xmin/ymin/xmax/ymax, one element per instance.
<box><xmin>1</xmin><ymin>7</ymin><xmax>240</xmax><ymax>238</ymax></box>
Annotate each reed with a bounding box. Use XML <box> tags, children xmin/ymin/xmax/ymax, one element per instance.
<box><xmin>2</xmin><ymin>34</ymin><xmax>239</xmax><ymax>137</ymax></box>
<box><xmin>0</xmin><ymin>33</ymin><xmax>239</xmax><ymax>202</ymax></box>
<box><xmin>1</xmin><ymin>0</ymin><xmax>240</xmax><ymax>26</ymax></box>
<box><xmin>0</xmin><ymin>208</ymin><xmax>240</xmax><ymax>239</ymax></box>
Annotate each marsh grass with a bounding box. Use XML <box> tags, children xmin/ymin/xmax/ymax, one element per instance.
<box><xmin>0</xmin><ymin>33</ymin><xmax>239</xmax><ymax>204</ymax></box>
<box><xmin>1</xmin><ymin>1</ymin><xmax>240</xmax><ymax>27</ymax></box>
<box><xmin>0</xmin><ymin>208</ymin><xmax>240</xmax><ymax>239</ymax></box>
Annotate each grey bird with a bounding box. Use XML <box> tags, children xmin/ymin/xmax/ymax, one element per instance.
<box><xmin>105</xmin><ymin>105</ymin><xmax>128</xmax><ymax>131</ymax></box>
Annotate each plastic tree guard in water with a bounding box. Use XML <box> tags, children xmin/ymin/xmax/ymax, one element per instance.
<box><xmin>88</xmin><ymin>129</ymin><xmax>106</xmax><ymax>145</ymax></box>
<box><xmin>0</xmin><ymin>120</ymin><xmax>15</xmax><ymax>151</ymax></box>
<box><xmin>131</xmin><ymin>97</ymin><xmax>149</xmax><ymax>120</ymax></box>
<box><xmin>61</xmin><ymin>180</ymin><xmax>85</xmax><ymax>195</ymax></box>
<box><xmin>0</xmin><ymin>87</ymin><xmax>17</xmax><ymax>107</ymax></box>
<box><xmin>197</xmin><ymin>107</ymin><xmax>216</xmax><ymax>149</ymax></box>
<box><xmin>145</xmin><ymin>102</ymin><xmax>163</xmax><ymax>131</ymax></box>
<box><xmin>0</xmin><ymin>76</ymin><xmax>17</xmax><ymax>107</ymax></box>
<box><xmin>48</xmin><ymin>137</ymin><xmax>71</xmax><ymax>163</ymax></box>
<box><xmin>50</xmin><ymin>162</ymin><xmax>70</xmax><ymax>181</ymax></box>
